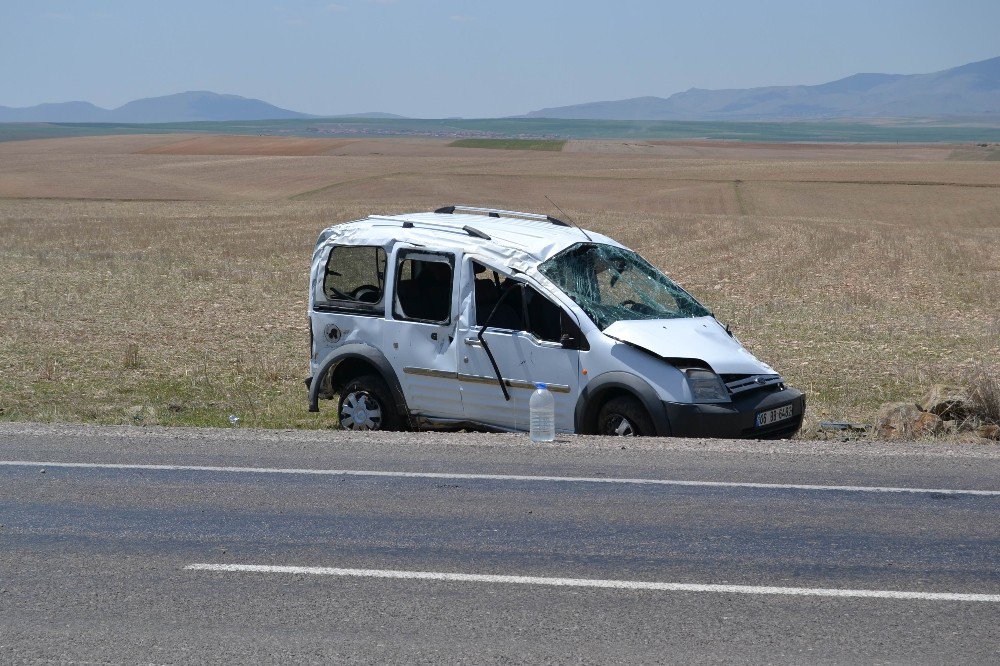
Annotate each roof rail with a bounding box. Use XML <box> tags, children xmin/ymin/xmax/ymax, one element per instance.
<box><xmin>434</xmin><ymin>205</ymin><xmax>570</xmax><ymax>228</ymax></box>
<box><xmin>368</xmin><ymin>214</ymin><xmax>493</xmax><ymax>241</ymax></box>
<box><xmin>462</xmin><ymin>225</ymin><xmax>491</xmax><ymax>240</ymax></box>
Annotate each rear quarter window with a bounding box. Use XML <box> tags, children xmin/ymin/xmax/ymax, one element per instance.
<box><xmin>318</xmin><ymin>245</ymin><xmax>387</xmax><ymax>313</ymax></box>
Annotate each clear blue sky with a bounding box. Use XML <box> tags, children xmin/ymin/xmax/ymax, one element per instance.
<box><xmin>2</xmin><ymin>0</ymin><xmax>998</xmax><ymax>118</ymax></box>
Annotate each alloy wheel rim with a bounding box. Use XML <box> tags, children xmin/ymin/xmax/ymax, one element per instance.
<box><xmin>607</xmin><ymin>414</ymin><xmax>635</xmax><ymax>436</ymax></box>
<box><xmin>340</xmin><ymin>391</ymin><xmax>383</xmax><ymax>430</ymax></box>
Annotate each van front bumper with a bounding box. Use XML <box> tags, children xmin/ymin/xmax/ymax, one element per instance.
<box><xmin>661</xmin><ymin>387</ymin><xmax>805</xmax><ymax>439</ymax></box>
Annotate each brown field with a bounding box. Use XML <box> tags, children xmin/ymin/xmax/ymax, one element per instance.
<box><xmin>0</xmin><ymin>135</ymin><xmax>997</xmax><ymax>435</ymax></box>
<box><xmin>137</xmin><ymin>135</ymin><xmax>354</xmax><ymax>156</ymax></box>
<box><xmin>568</xmin><ymin>140</ymin><xmax>959</xmax><ymax>161</ymax></box>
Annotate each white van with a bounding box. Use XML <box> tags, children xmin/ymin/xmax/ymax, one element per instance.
<box><xmin>307</xmin><ymin>206</ymin><xmax>805</xmax><ymax>438</ymax></box>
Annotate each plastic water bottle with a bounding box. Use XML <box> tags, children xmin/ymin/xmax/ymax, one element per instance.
<box><xmin>529</xmin><ymin>383</ymin><xmax>555</xmax><ymax>442</ymax></box>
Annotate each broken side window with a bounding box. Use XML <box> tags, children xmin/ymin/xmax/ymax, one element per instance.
<box><xmin>394</xmin><ymin>251</ymin><xmax>454</xmax><ymax>324</ymax></box>
<box><xmin>321</xmin><ymin>245</ymin><xmax>387</xmax><ymax>313</ymax></box>
<box><xmin>471</xmin><ymin>261</ymin><xmax>570</xmax><ymax>345</ymax></box>
<box><xmin>523</xmin><ymin>285</ymin><xmax>562</xmax><ymax>343</ymax></box>
<box><xmin>538</xmin><ymin>243</ymin><xmax>710</xmax><ymax>330</ymax></box>
<box><xmin>472</xmin><ymin>261</ymin><xmax>523</xmax><ymax>329</ymax></box>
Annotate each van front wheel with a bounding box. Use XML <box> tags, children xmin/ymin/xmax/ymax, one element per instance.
<box><xmin>597</xmin><ymin>396</ymin><xmax>653</xmax><ymax>437</ymax></box>
<box><xmin>338</xmin><ymin>374</ymin><xmax>400</xmax><ymax>431</ymax></box>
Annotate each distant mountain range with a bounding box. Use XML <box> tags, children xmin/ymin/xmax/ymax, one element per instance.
<box><xmin>334</xmin><ymin>112</ymin><xmax>408</xmax><ymax>119</ymax></box>
<box><xmin>526</xmin><ymin>56</ymin><xmax>1000</xmax><ymax>121</ymax></box>
<box><xmin>0</xmin><ymin>91</ymin><xmax>315</xmax><ymax>123</ymax></box>
<box><xmin>4</xmin><ymin>57</ymin><xmax>999</xmax><ymax>124</ymax></box>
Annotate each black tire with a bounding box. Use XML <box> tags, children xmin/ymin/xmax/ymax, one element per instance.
<box><xmin>337</xmin><ymin>374</ymin><xmax>401</xmax><ymax>431</ymax></box>
<box><xmin>597</xmin><ymin>395</ymin><xmax>654</xmax><ymax>437</ymax></box>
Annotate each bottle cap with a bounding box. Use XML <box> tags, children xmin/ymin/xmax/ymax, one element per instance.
<box><xmin>535</xmin><ymin>382</ymin><xmax>547</xmax><ymax>390</ymax></box>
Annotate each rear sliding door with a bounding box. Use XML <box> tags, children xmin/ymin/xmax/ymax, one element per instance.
<box><xmin>383</xmin><ymin>248</ymin><xmax>463</xmax><ymax>420</ymax></box>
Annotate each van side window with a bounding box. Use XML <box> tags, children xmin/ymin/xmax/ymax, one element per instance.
<box><xmin>472</xmin><ymin>261</ymin><xmax>570</xmax><ymax>344</ymax></box>
<box><xmin>394</xmin><ymin>251</ymin><xmax>454</xmax><ymax>323</ymax></box>
<box><xmin>321</xmin><ymin>245</ymin><xmax>387</xmax><ymax>311</ymax></box>
<box><xmin>473</xmin><ymin>261</ymin><xmax>523</xmax><ymax>329</ymax></box>
<box><xmin>523</xmin><ymin>287</ymin><xmax>562</xmax><ymax>342</ymax></box>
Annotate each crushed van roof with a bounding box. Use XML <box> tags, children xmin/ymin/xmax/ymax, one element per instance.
<box><xmin>320</xmin><ymin>208</ymin><xmax>623</xmax><ymax>264</ymax></box>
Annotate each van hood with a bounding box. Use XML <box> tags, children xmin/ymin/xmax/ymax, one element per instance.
<box><xmin>603</xmin><ymin>317</ymin><xmax>776</xmax><ymax>376</ymax></box>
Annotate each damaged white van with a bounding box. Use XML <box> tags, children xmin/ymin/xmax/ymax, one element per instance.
<box><xmin>307</xmin><ymin>206</ymin><xmax>805</xmax><ymax>438</ymax></box>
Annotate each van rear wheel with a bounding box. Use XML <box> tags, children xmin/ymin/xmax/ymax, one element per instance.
<box><xmin>338</xmin><ymin>374</ymin><xmax>400</xmax><ymax>431</ymax></box>
<box><xmin>598</xmin><ymin>396</ymin><xmax>653</xmax><ymax>437</ymax></box>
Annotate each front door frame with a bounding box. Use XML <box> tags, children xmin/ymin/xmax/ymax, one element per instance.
<box><xmin>456</xmin><ymin>256</ymin><xmax>581</xmax><ymax>432</ymax></box>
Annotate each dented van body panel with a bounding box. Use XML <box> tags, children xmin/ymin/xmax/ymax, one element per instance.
<box><xmin>307</xmin><ymin>206</ymin><xmax>805</xmax><ymax>438</ymax></box>
<box><xmin>603</xmin><ymin>317</ymin><xmax>776</xmax><ymax>377</ymax></box>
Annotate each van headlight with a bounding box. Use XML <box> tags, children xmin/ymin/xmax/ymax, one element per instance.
<box><xmin>684</xmin><ymin>368</ymin><xmax>731</xmax><ymax>403</ymax></box>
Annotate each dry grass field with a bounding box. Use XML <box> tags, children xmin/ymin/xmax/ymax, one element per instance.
<box><xmin>0</xmin><ymin>135</ymin><xmax>997</xmax><ymax>435</ymax></box>
<box><xmin>136</xmin><ymin>135</ymin><xmax>353</xmax><ymax>156</ymax></box>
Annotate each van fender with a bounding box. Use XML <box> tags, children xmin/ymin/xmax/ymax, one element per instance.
<box><xmin>575</xmin><ymin>371</ymin><xmax>671</xmax><ymax>436</ymax></box>
<box><xmin>308</xmin><ymin>343</ymin><xmax>409</xmax><ymax>421</ymax></box>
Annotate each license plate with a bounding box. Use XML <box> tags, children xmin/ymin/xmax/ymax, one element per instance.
<box><xmin>756</xmin><ymin>404</ymin><xmax>794</xmax><ymax>427</ymax></box>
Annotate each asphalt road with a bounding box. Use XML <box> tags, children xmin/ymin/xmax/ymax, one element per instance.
<box><xmin>1</xmin><ymin>422</ymin><xmax>998</xmax><ymax>664</ymax></box>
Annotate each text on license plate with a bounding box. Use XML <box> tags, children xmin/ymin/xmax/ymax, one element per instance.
<box><xmin>756</xmin><ymin>404</ymin><xmax>794</xmax><ymax>427</ymax></box>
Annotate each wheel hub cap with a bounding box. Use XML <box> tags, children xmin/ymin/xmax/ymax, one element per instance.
<box><xmin>340</xmin><ymin>392</ymin><xmax>383</xmax><ymax>430</ymax></box>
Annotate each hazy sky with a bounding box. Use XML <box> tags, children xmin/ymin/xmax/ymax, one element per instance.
<box><xmin>3</xmin><ymin>0</ymin><xmax>998</xmax><ymax>117</ymax></box>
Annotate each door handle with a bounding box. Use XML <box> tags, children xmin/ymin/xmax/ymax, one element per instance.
<box><xmin>464</xmin><ymin>337</ymin><xmax>482</xmax><ymax>346</ymax></box>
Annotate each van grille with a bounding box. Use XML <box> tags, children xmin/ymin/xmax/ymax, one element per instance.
<box><xmin>724</xmin><ymin>374</ymin><xmax>783</xmax><ymax>396</ymax></box>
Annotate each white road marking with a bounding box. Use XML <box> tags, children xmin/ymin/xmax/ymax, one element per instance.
<box><xmin>0</xmin><ymin>460</ymin><xmax>997</xmax><ymax>496</ymax></box>
<box><xmin>185</xmin><ymin>563</ymin><xmax>1000</xmax><ymax>603</ymax></box>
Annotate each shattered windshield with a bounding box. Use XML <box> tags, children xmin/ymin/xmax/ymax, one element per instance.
<box><xmin>538</xmin><ymin>243</ymin><xmax>710</xmax><ymax>330</ymax></box>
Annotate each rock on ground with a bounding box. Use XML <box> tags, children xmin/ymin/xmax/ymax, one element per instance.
<box><xmin>920</xmin><ymin>384</ymin><xmax>973</xmax><ymax>420</ymax></box>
